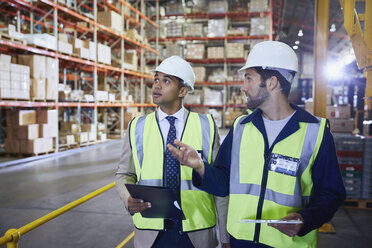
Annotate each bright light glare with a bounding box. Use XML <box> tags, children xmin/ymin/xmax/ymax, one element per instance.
<box><xmin>298</xmin><ymin>29</ymin><xmax>303</xmax><ymax>37</ymax></box>
<box><xmin>295</xmin><ymin>40</ymin><xmax>300</xmax><ymax>45</ymax></box>
<box><xmin>330</xmin><ymin>24</ymin><xmax>336</xmax><ymax>32</ymax></box>
<box><xmin>326</xmin><ymin>62</ymin><xmax>343</xmax><ymax>80</ymax></box>
<box><xmin>293</xmin><ymin>45</ymin><xmax>298</xmax><ymax>50</ymax></box>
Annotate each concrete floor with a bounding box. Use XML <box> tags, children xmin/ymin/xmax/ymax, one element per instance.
<box><xmin>0</xmin><ymin>138</ymin><xmax>372</xmax><ymax>248</ymax></box>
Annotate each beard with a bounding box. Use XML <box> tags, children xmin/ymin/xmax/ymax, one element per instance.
<box><xmin>246</xmin><ymin>82</ymin><xmax>269</xmax><ymax>110</ymax></box>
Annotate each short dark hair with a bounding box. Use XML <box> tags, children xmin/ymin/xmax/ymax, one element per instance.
<box><xmin>251</xmin><ymin>67</ymin><xmax>293</xmax><ymax>98</ymax></box>
<box><xmin>174</xmin><ymin>76</ymin><xmax>185</xmax><ymax>88</ymax></box>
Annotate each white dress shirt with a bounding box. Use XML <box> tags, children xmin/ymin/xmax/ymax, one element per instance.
<box><xmin>157</xmin><ymin>107</ymin><xmax>185</xmax><ymax>149</ymax></box>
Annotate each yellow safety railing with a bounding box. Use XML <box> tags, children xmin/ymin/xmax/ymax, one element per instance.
<box><xmin>0</xmin><ymin>181</ymin><xmax>134</xmax><ymax>248</ymax></box>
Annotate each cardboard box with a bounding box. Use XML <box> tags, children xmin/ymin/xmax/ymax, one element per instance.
<box><xmin>98</xmin><ymin>132</ymin><xmax>107</xmax><ymax>141</ymax></box>
<box><xmin>194</xmin><ymin>67</ymin><xmax>206</xmax><ymax>82</ymax></box>
<box><xmin>58</xmin><ymin>41</ymin><xmax>73</xmax><ymax>55</ymax></box>
<box><xmin>326</xmin><ymin>105</ymin><xmax>351</xmax><ymax>119</ymax></box>
<box><xmin>81</xmin><ymin>124</ymin><xmax>96</xmax><ymax>132</ymax></box>
<box><xmin>186</xmin><ymin>44</ymin><xmax>205</xmax><ymax>59</ymax></box>
<box><xmin>5</xmin><ymin>139</ymin><xmax>20</xmax><ymax>153</ymax></box>
<box><xmin>37</xmin><ymin>109</ymin><xmax>58</xmax><ymax>124</ymax></box>
<box><xmin>124</xmin><ymin>50</ymin><xmax>138</xmax><ymax>71</ymax></box>
<box><xmin>40</xmin><ymin>123</ymin><xmax>58</xmax><ymax>138</ymax></box>
<box><xmin>16</xmin><ymin>124</ymin><xmax>39</xmax><ymax>140</ymax></box>
<box><xmin>88</xmin><ymin>131</ymin><xmax>97</xmax><ymax>141</ymax></box>
<box><xmin>20</xmin><ymin>138</ymin><xmax>53</xmax><ymax>154</ymax></box>
<box><xmin>18</xmin><ymin>55</ymin><xmax>46</xmax><ymax>79</ymax></box>
<box><xmin>46</xmin><ymin>78</ymin><xmax>58</xmax><ymax>100</ymax></box>
<box><xmin>75</xmin><ymin>132</ymin><xmax>88</xmax><ymax>143</ymax></box>
<box><xmin>0</xmin><ymin>54</ymin><xmax>11</xmax><ymax>71</ymax></box>
<box><xmin>96</xmin><ymin>91</ymin><xmax>108</xmax><ymax>101</ymax></box>
<box><xmin>7</xmin><ymin>110</ymin><xmax>36</xmax><ymax>126</ymax></box>
<box><xmin>58</xmin><ymin>33</ymin><xmax>69</xmax><ymax>43</ymax></box>
<box><xmin>97</xmin><ymin>11</ymin><xmax>123</xmax><ymax>33</ymax></box>
<box><xmin>226</xmin><ymin>43</ymin><xmax>245</xmax><ymax>58</ymax></box>
<box><xmin>59</xmin><ymin>134</ymin><xmax>75</xmax><ymax>145</ymax></box>
<box><xmin>31</xmin><ymin>78</ymin><xmax>46</xmax><ymax>99</ymax></box>
<box><xmin>69</xmin><ymin>38</ymin><xmax>83</xmax><ymax>49</ymax></box>
<box><xmin>61</xmin><ymin>122</ymin><xmax>79</xmax><ymax>133</ymax></box>
<box><xmin>329</xmin><ymin>118</ymin><xmax>354</xmax><ymax>133</ymax></box>
<box><xmin>207</xmin><ymin>47</ymin><xmax>224</xmax><ymax>59</ymax></box>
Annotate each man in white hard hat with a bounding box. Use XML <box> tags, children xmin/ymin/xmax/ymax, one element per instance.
<box><xmin>167</xmin><ymin>41</ymin><xmax>346</xmax><ymax>247</ymax></box>
<box><xmin>116</xmin><ymin>56</ymin><xmax>230</xmax><ymax>248</ymax></box>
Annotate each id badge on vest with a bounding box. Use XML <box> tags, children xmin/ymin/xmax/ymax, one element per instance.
<box><xmin>268</xmin><ymin>153</ymin><xmax>300</xmax><ymax>177</ymax></box>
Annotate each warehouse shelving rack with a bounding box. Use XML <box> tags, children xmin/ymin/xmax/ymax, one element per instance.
<box><xmin>0</xmin><ymin>0</ymin><xmax>160</xmax><ymax>154</ymax></box>
<box><xmin>148</xmin><ymin>0</ymin><xmax>273</xmax><ymax>127</ymax></box>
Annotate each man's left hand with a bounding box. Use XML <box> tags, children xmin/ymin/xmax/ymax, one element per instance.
<box><xmin>268</xmin><ymin>212</ymin><xmax>304</xmax><ymax>237</ymax></box>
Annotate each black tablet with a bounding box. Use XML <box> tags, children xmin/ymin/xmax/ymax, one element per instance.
<box><xmin>125</xmin><ymin>184</ymin><xmax>185</xmax><ymax>220</ymax></box>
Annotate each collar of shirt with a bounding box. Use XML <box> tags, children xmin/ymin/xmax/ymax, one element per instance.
<box><xmin>241</xmin><ymin>104</ymin><xmax>319</xmax><ymax>125</ymax></box>
<box><xmin>157</xmin><ymin>106</ymin><xmax>185</xmax><ymax>124</ymax></box>
<box><xmin>240</xmin><ymin>104</ymin><xmax>320</xmax><ymax>151</ymax></box>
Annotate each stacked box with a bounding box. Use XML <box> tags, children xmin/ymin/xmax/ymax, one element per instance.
<box><xmin>207</xmin><ymin>47</ymin><xmax>224</xmax><ymax>59</ymax></box>
<box><xmin>61</xmin><ymin>122</ymin><xmax>80</xmax><ymax>134</ymax></box>
<box><xmin>124</xmin><ymin>50</ymin><xmax>138</xmax><ymax>71</ymax></box>
<box><xmin>208</xmin><ymin>0</ymin><xmax>227</xmax><ymax>13</ymax></box>
<box><xmin>208</xmin><ymin>19</ymin><xmax>225</xmax><ymax>37</ymax></box>
<box><xmin>127</xmin><ymin>29</ymin><xmax>143</xmax><ymax>43</ymax></box>
<box><xmin>18</xmin><ymin>55</ymin><xmax>46</xmax><ymax>100</ymax></box>
<box><xmin>165</xmin><ymin>1</ymin><xmax>184</xmax><ymax>15</ymax></box>
<box><xmin>226</xmin><ymin>43</ymin><xmax>245</xmax><ymax>58</ymax></box>
<box><xmin>97</xmin><ymin>43</ymin><xmax>111</xmax><ymax>64</ymax></box>
<box><xmin>164</xmin><ymin>43</ymin><xmax>183</xmax><ymax>58</ymax></box>
<box><xmin>250</xmin><ymin>17</ymin><xmax>270</xmax><ymax>36</ymax></box>
<box><xmin>24</xmin><ymin>34</ymin><xmax>57</xmax><ymax>50</ymax></box>
<box><xmin>46</xmin><ymin>57</ymin><xmax>59</xmax><ymax>100</ymax></box>
<box><xmin>0</xmin><ymin>54</ymin><xmax>11</xmax><ymax>98</ymax></box>
<box><xmin>363</xmin><ymin>120</ymin><xmax>372</xmax><ymax>135</ymax></box>
<box><xmin>8</xmin><ymin>63</ymin><xmax>30</xmax><ymax>99</ymax></box>
<box><xmin>184</xmin><ymin>90</ymin><xmax>202</xmax><ymax>105</ymax></box>
<box><xmin>97</xmin><ymin>11</ymin><xmax>123</xmax><ymax>33</ymax></box>
<box><xmin>83</xmin><ymin>40</ymin><xmax>96</xmax><ymax>61</ymax></box>
<box><xmin>327</xmin><ymin>104</ymin><xmax>354</xmax><ymax>133</ymax></box>
<box><xmin>37</xmin><ymin>109</ymin><xmax>58</xmax><ymax>138</ymax></box>
<box><xmin>5</xmin><ymin>110</ymin><xmax>54</xmax><ymax>154</ymax></box>
<box><xmin>362</xmin><ymin>138</ymin><xmax>372</xmax><ymax>199</ymax></box>
<box><xmin>58</xmin><ymin>33</ymin><xmax>73</xmax><ymax>55</ymax></box>
<box><xmin>249</xmin><ymin>0</ymin><xmax>269</xmax><ymax>12</ymax></box>
<box><xmin>334</xmin><ymin>134</ymin><xmax>363</xmax><ymax>198</ymax></box>
<box><xmin>203</xmin><ymin>87</ymin><xmax>222</xmax><ymax>105</ymax></box>
<box><xmin>96</xmin><ymin>91</ymin><xmax>109</xmax><ymax>101</ymax></box>
<box><xmin>194</xmin><ymin>67</ymin><xmax>206</xmax><ymax>83</ymax></box>
<box><xmin>186</xmin><ymin>44</ymin><xmax>205</xmax><ymax>59</ymax></box>
<box><xmin>166</xmin><ymin>22</ymin><xmax>183</xmax><ymax>37</ymax></box>
<box><xmin>185</xmin><ymin>24</ymin><xmax>203</xmax><ymax>37</ymax></box>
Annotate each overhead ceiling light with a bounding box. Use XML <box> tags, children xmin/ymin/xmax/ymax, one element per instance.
<box><xmin>297</xmin><ymin>29</ymin><xmax>303</xmax><ymax>37</ymax></box>
<box><xmin>293</xmin><ymin>45</ymin><xmax>298</xmax><ymax>50</ymax></box>
<box><xmin>330</xmin><ymin>24</ymin><xmax>336</xmax><ymax>32</ymax></box>
<box><xmin>295</xmin><ymin>40</ymin><xmax>300</xmax><ymax>45</ymax></box>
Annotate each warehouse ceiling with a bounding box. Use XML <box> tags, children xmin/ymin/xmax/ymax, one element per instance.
<box><xmin>278</xmin><ymin>0</ymin><xmax>352</xmax><ymax>58</ymax></box>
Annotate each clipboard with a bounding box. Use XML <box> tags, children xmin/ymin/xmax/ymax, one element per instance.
<box><xmin>125</xmin><ymin>184</ymin><xmax>185</xmax><ymax>220</ymax></box>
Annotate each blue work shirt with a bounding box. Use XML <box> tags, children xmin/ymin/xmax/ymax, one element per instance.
<box><xmin>193</xmin><ymin>105</ymin><xmax>346</xmax><ymax>247</ymax></box>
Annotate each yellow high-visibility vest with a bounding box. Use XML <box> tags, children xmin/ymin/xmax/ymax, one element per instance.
<box><xmin>227</xmin><ymin>115</ymin><xmax>326</xmax><ymax>247</ymax></box>
<box><xmin>129</xmin><ymin>111</ymin><xmax>217</xmax><ymax>232</ymax></box>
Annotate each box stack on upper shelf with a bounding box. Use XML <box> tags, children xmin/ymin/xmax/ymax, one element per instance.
<box><xmin>147</xmin><ymin>0</ymin><xmax>271</xmax><ymax>122</ymax></box>
<box><xmin>0</xmin><ymin>0</ymin><xmax>158</xmax><ymax>153</ymax></box>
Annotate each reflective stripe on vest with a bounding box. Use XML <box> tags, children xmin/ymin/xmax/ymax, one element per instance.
<box><xmin>129</xmin><ymin>111</ymin><xmax>217</xmax><ymax>232</ymax></box>
<box><xmin>227</xmin><ymin>114</ymin><xmax>326</xmax><ymax>247</ymax></box>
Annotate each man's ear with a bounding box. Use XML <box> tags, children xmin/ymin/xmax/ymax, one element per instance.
<box><xmin>179</xmin><ymin>86</ymin><xmax>188</xmax><ymax>98</ymax></box>
<box><xmin>267</xmin><ymin>76</ymin><xmax>280</xmax><ymax>92</ymax></box>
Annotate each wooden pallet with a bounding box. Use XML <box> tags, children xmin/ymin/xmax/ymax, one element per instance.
<box><xmin>0</xmin><ymin>32</ymin><xmax>27</xmax><ymax>45</ymax></box>
<box><xmin>31</xmin><ymin>98</ymin><xmax>57</xmax><ymax>102</ymax></box>
<box><xmin>342</xmin><ymin>198</ymin><xmax>372</xmax><ymax>209</ymax></box>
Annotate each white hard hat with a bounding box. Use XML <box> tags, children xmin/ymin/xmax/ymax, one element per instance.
<box><xmin>153</xmin><ymin>56</ymin><xmax>195</xmax><ymax>92</ymax></box>
<box><xmin>239</xmin><ymin>41</ymin><xmax>298</xmax><ymax>83</ymax></box>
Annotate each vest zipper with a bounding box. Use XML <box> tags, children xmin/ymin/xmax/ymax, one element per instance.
<box><xmin>253</xmin><ymin>148</ymin><xmax>273</xmax><ymax>243</ymax></box>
